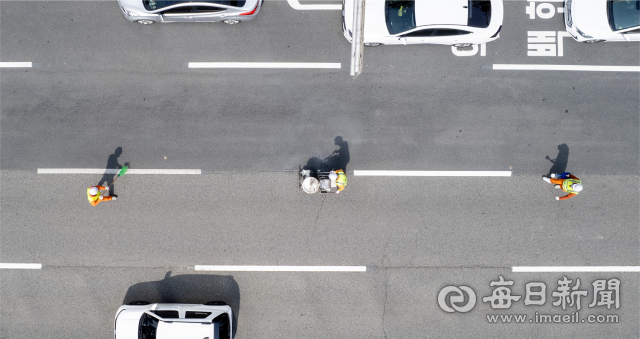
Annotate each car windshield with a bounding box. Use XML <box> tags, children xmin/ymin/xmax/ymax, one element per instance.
<box><xmin>138</xmin><ymin>313</ymin><xmax>159</xmax><ymax>339</ymax></box>
<box><xmin>385</xmin><ymin>0</ymin><xmax>416</xmax><ymax>34</ymax></box>
<box><xmin>468</xmin><ymin>0</ymin><xmax>491</xmax><ymax>28</ymax></box>
<box><xmin>607</xmin><ymin>0</ymin><xmax>640</xmax><ymax>31</ymax></box>
<box><xmin>212</xmin><ymin>314</ymin><xmax>231</xmax><ymax>339</ymax></box>
<box><xmin>143</xmin><ymin>0</ymin><xmax>246</xmax><ymax>11</ymax></box>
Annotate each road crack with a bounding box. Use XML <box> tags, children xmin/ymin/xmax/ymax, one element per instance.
<box><xmin>382</xmin><ymin>268</ymin><xmax>389</xmax><ymax>339</ymax></box>
<box><xmin>307</xmin><ymin>195</ymin><xmax>327</xmax><ymax>252</ymax></box>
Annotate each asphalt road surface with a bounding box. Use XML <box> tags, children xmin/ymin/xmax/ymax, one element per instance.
<box><xmin>1</xmin><ymin>0</ymin><xmax>639</xmax><ymax>338</ymax></box>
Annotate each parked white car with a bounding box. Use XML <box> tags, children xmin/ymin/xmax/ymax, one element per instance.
<box><xmin>114</xmin><ymin>302</ymin><xmax>232</xmax><ymax>339</ymax></box>
<box><xmin>564</xmin><ymin>0</ymin><xmax>640</xmax><ymax>42</ymax></box>
<box><xmin>342</xmin><ymin>0</ymin><xmax>503</xmax><ymax>46</ymax></box>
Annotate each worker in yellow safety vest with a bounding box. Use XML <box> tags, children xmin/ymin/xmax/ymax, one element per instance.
<box><xmin>542</xmin><ymin>173</ymin><xmax>583</xmax><ymax>200</ymax></box>
<box><xmin>87</xmin><ymin>186</ymin><xmax>116</xmax><ymax>206</ymax></box>
<box><xmin>329</xmin><ymin>169</ymin><xmax>347</xmax><ymax>194</ymax></box>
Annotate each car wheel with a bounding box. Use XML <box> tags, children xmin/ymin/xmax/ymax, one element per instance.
<box><xmin>223</xmin><ymin>19</ymin><xmax>240</xmax><ymax>24</ymax></box>
<box><xmin>584</xmin><ymin>39</ymin><xmax>604</xmax><ymax>43</ymax></box>
<box><xmin>364</xmin><ymin>42</ymin><xmax>382</xmax><ymax>47</ymax></box>
<box><xmin>135</xmin><ymin>20</ymin><xmax>155</xmax><ymax>25</ymax></box>
<box><xmin>128</xmin><ymin>301</ymin><xmax>150</xmax><ymax>305</ymax></box>
<box><xmin>205</xmin><ymin>301</ymin><xmax>227</xmax><ymax>305</ymax></box>
<box><xmin>453</xmin><ymin>43</ymin><xmax>473</xmax><ymax>47</ymax></box>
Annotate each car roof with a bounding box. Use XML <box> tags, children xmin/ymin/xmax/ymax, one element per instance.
<box><xmin>156</xmin><ymin>321</ymin><xmax>212</xmax><ymax>339</ymax></box>
<box><xmin>415</xmin><ymin>0</ymin><xmax>468</xmax><ymax>26</ymax></box>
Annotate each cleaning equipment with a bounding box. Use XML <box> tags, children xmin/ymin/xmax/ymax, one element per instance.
<box><xmin>101</xmin><ymin>165</ymin><xmax>128</xmax><ymax>194</ymax></box>
<box><xmin>551</xmin><ymin>172</ymin><xmax>571</xmax><ymax>179</ymax></box>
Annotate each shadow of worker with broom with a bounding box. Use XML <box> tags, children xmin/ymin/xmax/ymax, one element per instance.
<box><xmin>303</xmin><ymin>136</ymin><xmax>351</xmax><ymax>173</ymax></box>
<box><xmin>322</xmin><ymin>136</ymin><xmax>350</xmax><ymax>172</ymax></box>
<box><xmin>98</xmin><ymin>147</ymin><xmax>127</xmax><ymax>198</ymax></box>
<box><xmin>546</xmin><ymin>143</ymin><xmax>569</xmax><ymax>176</ymax></box>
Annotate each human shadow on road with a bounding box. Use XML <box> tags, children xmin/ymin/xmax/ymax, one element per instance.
<box><xmin>122</xmin><ymin>271</ymin><xmax>241</xmax><ymax>336</ymax></box>
<box><xmin>546</xmin><ymin>143</ymin><xmax>569</xmax><ymax>176</ymax></box>
<box><xmin>303</xmin><ymin>136</ymin><xmax>350</xmax><ymax>172</ymax></box>
<box><xmin>98</xmin><ymin>147</ymin><xmax>123</xmax><ymax>197</ymax></box>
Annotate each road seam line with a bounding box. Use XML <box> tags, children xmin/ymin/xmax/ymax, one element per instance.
<box><xmin>513</xmin><ymin>266</ymin><xmax>640</xmax><ymax>272</ymax></box>
<box><xmin>195</xmin><ymin>265</ymin><xmax>366</xmax><ymax>272</ymax></box>
<box><xmin>492</xmin><ymin>64</ymin><xmax>640</xmax><ymax>72</ymax></box>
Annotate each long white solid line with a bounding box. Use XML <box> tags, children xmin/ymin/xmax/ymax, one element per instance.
<box><xmin>513</xmin><ymin>266</ymin><xmax>640</xmax><ymax>273</ymax></box>
<box><xmin>286</xmin><ymin>0</ymin><xmax>341</xmax><ymax>10</ymax></box>
<box><xmin>0</xmin><ymin>62</ymin><xmax>32</xmax><ymax>68</ymax></box>
<box><xmin>195</xmin><ymin>265</ymin><xmax>366</xmax><ymax>272</ymax></box>
<box><xmin>37</xmin><ymin>168</ymin><xmax>201</xmax><ymax>175</ymax></box>
<box><xmin>0</xmin><ymin>263</ymin><xmax>42</xmax><ymax>269</ymax></box>
<box><xmin>353</xmin><ymin>170</ymin><xmax>511</xmax><ymax>177</ymax></box>
<box><xmin>188</xmin><ymin>62</ymin><xmax>341</xmax><ymax>69</ymax></box>
<box><xmin>493</xmin><ymin>64</ymin><xmax>640</xmax><ymax>72</ymax></box>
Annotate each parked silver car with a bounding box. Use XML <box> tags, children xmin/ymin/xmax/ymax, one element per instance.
<box><xmin>118</xmin><ymin>0</ymin><xmax>262</xmax><ymax>24</ymax></box>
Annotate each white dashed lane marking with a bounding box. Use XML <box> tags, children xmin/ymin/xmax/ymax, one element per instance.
<box><xmin>37</xmin><ymin>168</ymin><xmax>201</xmax><ymax>174</ymax></box>
<box><xmin>0</xmin><ymin>263</ymin><xmax>42</xmax><ymax>269</ymax></box>
<box><xmin>0</xmin><ymin>62</ymin><xmax>32</xmax><ymax>68</ymax></box>
<box><xmin>286</xmin><ymin>0</ymin><xmax>341</xmax><ymax>10</ymax></box>
<box><xmin>189</xmin><ymin>62</ymin><xmax>341</xmax><ymax>69</ymax></box>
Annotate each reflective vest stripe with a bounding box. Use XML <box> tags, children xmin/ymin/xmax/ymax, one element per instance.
<box><xmin>336</xmin><ymin>170</ymin><xmax>347</xmax><ymax>186</ymax></box>
<box><xmin>337</xmin><ymin>175</ymin><xmax>347</xmax><ymax>186</ymax></box>
<box><xmin>87</xmin><ymin>188</ymin><xmax>100</xmax><ymax>202</ymax></box>
<box><xmin>562</xmin><ymin>179</ymin><xmax>580</xmax><ymax>194</ymax></box>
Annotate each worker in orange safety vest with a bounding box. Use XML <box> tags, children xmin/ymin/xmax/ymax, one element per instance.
<box><xmin>87</xmin><ymin>186</ymin><xmax>116</xmax><ymax>206</ymax></box>
<box><xmin>543</xmin><ymin>173</ymin><xmax>583</xmax><ymax>201</ymax></box>
<box><xmin>329</xmin><ymin>169</ymin><xmax>347</xmax><ymax>194</ymax></box>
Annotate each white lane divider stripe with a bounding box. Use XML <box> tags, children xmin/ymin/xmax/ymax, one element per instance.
<box><xmin>353</xmin><ymin>170</ymin><xmax>511</xmax><ymax>177</ymax></box>
<box><xmin>0</xmin><ymin>62</ymin><xmax>32</xmax><ymax>68</ymax></box>
<box><xmin>189</xmin><ymin>62</ymin><xmax>341</xmax><ymax>69</ymax></box>
<box><xmin>37</xmin><ymin>168</ymin><xmax>201</xmax><ymax>175</ymax></box>
<box><xmin>513</xmin><ymin>266</ymin><xmax>640</xmax><ymax>273</ymax></box>
<box><xmin>286</xmin><ymin>0</ymin><xmax>341</xmax><ymax>10</ymax></box>
<box><xmin>0</xmin><ymin>263</ymin><xmax>42</xmax><ymax>269</ymax></box>
<box><xmin>195</xmin><ymin>265</ymin><xmax>366</xmax><ymax>272</ymax></box>
<box><xmin>493</xmin><ymin>64</ymin><xmax>640</xmax><ymax>72</ymax></box>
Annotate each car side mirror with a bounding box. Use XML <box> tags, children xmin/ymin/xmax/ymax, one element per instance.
<box><xmin>399</xmin><ymin>37</ymin><xmax>407</xmax><ymax>45</ymax></box>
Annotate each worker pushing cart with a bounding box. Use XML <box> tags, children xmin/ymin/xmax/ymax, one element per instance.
<box><xmin>299</xmin><ymin>166</ymin><xmax>347</xmax><ymax>194</ymax></box>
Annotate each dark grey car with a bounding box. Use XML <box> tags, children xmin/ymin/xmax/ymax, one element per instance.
<box><xmin>118</xmin><ymin>0</ymin><xmax>262</xmax><ymax>24</ymax></box>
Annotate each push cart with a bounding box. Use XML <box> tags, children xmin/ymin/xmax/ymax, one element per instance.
<box><xmin>298</xmin><ymin>165</ymin><xmax>338</xmax><ymax>194</ymax></box>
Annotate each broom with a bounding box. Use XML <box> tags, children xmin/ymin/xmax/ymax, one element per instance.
<box><xmin>100</xmin><ymin>165</ymin><xmax>128</xmax><ymax>195</ymax></box>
